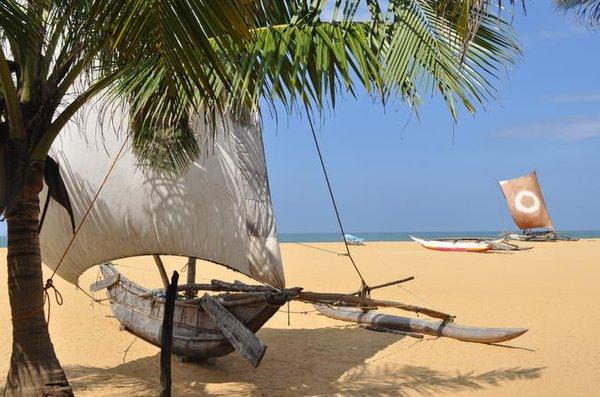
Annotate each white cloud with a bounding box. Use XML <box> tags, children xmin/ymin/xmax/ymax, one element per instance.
<box><xmin>495</xmin><ymin>118</ymin><xmax>600</xmax><ymax>140</ymax></box>
<box><xmin>521</xmin><ymin>26</ymin><xmax>589</xmax><ymax>42</ymax></box>
<box><xmin>543</xmin><ymin>92</ymin><xmax>600</xmax><ymax>104</ymax></box>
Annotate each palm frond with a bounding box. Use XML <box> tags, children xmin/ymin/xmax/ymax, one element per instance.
<box><xmin>129</xmin><ymin>4</ymin><xmax>519</xmax><ymax>175</ymax></box>
<box><xmin>556</xmin><ymin>0</ymin><xmax>600</xmax><ymax>26</ymax></box>
<box><xmin>0</xmin><ymin>1</ymin><xmax>41</xmax><ymax>46</ymax></box>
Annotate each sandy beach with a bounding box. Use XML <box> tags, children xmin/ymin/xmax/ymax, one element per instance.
<box><xmin>1</xmin><ymin>240</ymin><xmax>599</xmax><ymax>396</ymax></box>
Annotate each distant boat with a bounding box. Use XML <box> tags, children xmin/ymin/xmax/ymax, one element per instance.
<box><xmin>498</xmin><ymin>171</ymin><xmax>578</xmax><ymax>242</ymax></box>
<box><xmin>344</xmin><ymin>234</ymin><xmax>365</xmax><ymax>246</ymax></box>
<box><xmin>409</xmin><ymin>236</ymin><xmax>493</xmax><ymax>253</ymax></box>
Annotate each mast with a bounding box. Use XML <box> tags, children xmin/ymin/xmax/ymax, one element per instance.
<box><xmin>185</xmin><ymin>257</ymin><xmax>197</xmax><ymax>299</ymax></box>
<box><xmin>153</xmin><ymin>255</ymin><xmax>170</xmax><ymax>289</ymax></box>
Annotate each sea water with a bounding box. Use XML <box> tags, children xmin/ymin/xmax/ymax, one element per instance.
<box><xmin>0</xmin><ymin>231</ymin><xmax>597</xmax><ymax>247</ymax></box>
<box><xmin>278</xmin><ymin>231</ymin><xmax>600</xmax><ymax>243</ymax></box>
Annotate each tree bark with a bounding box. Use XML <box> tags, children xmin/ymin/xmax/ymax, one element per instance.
<box><xmin>4</xmin><ymin>162</ymin><xmax>73</xmax><ymax>396</ymax></box>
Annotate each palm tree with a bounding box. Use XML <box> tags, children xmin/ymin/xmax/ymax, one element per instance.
<box><xmin>0</xmin><ymin>0</ymin><xmax>518</xmax><ymax>395</ymax></box>
<box><xmin>556</xmin><ymin>0</ymin><xmax>600</xmax><ymax>26</ymax></box>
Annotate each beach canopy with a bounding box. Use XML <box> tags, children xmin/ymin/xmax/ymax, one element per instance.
<box><xmin>39</xmin><ymin>106</ymin><xmax>285</xmax><ymax>289</ymax></box>
<box><xmin>499</xmin><ymin>171</ymin><xmax>554</xmax><ymax>231</ymax></box>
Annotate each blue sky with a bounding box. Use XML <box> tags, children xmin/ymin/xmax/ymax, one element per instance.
<box><xmin>1</xmin><ymin>2</ymin><xmax>598</xmax><ymax>236</ymax></box>
<box><xmin>262</xmin><ymin>2</ymin><xmax>600</xmax><ymax>233</ymax></box>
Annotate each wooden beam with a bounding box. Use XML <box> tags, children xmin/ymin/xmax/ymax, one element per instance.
<box><xmin>174</xmin><ymin>281</ymin><xmax>277</xmax><ymax>293</ymax></box>
<box><xmin>199</xmin><ymin>293</ymin><xmax>266</xmax><ymax>367</ymax></box>
<box><xmin>153</xmin><ymin>255</ymin><xmax>170</xmax><ymax>289</ymax></box>
<box><xmin>160</xmin><ymin>271</ymin><xmax>179</xmax><ymax>397</ymax></box>
<box><xmin>297</xmin><ymin>291</ymin><xmax>453</xmax><ymax>320</ymax></box>
<box><xmin>185</xmin><ymin>257</ymin><xmax>197</xmax><ymax>299</ymax></box>
<box><xmin>352</xmin><ymin>277</ymin><xmax>415</xmax><ymax>295</ymax></box>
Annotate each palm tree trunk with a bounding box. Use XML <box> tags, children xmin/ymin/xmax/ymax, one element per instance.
<box><xmin>4</xmin><ymin>162</ymin><xmax>72</xmax><ymax>396</ymax></box>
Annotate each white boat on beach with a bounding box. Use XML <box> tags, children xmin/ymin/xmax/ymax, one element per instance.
<box><xmin>409</xmin><ymin>236</ymin><xmax>494</xmax><ymax>253</ymax></box>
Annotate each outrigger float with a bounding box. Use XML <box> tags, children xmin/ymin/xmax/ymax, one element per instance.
<box><xmin>40</xmin><ymin>110</ymin><xmax>528</xmax><ymax>368</ymax></box>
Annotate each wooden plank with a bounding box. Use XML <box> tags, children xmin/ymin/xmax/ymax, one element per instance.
<box><xmin>350</xmin><ymin>277</ymin><xmax>415</xmax><ymax>295</ymax></box>
<box><xmin>160</xmin><ymin>271</ymin><xmax>179</xmax><ymax>397</ymax></box>
<box><xmin>199</xmin><ymin>293</ymin><xmax>266</xmax><ymax>367</ymax></box>
<box><xmin>174</xmin><ymin>282</ymin><xmax>276</xmax><ymax>293</ymax></box>
<box><xmin>315</xmin><ymin>305</ymin><xmax>528</xmax><ymax>344</ymax></box>
<box><xmin>153</xmin><ymin>255</ymin><xmax>170</xmax><ymax>289</ymax></box>
<box><xmin>89</xmin><ymin>273</ymin><xmax>119</xmax><ymax>292</ymax></box>
<box><xmin>297</xmin><ymin>291</ymin><xmax>453</xmax><ymax>320</ymax></box>
<box><xmin>185</xmin><ymin>257</ymin><xmax>197</xmax><ymax>299</ymax></box>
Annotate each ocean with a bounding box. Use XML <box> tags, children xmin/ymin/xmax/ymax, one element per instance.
<box><xmin>0</xmin><ymin>231</ymin><xmax>598</xmax><ymax>248</ymax></box>
<box><xmin>278</xmin><ymin>230</ymin><xmax>600</xmax><ymax>243</ymax></box>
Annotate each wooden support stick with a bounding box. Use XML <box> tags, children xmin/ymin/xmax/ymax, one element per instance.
<box><xmin>174</xmin><ymin>281</ymin><xmax>277</xmax><ymax>293</ymax></box>
<box><xmin>185</xmin><ymin>257</ymin><xmax>197</xmax><ymax>299</ymax></box>
<box><xmin>297</xmin><ymin>291</ymin><xmax>453</xmax><ymax>320</ymax></box>
<box><xmin>160</xmin><ymin>271</ymin><xmax>179</xmax><ymax>397</ymax></box>
<box><xmin>359</xmin><ymin>324</ymin><xmax>424</xmax><ymax>339</ymax></box>
<box><xmin>153</xmin><ymin>255</ymin><xmax>170</xmax><ymax>289</ymax></box>
<box><xmin>219</xmin><ymin>295</ymin><xmax>268</xmax><ymax>307</ymax></box>
<box><xmin>200</xmin><ymin>293</ymin><xmax>267</xmax><ymax>367</ymax></box>
<box><xmin>356</xmin><ymin>277</ymin><xmax>415</xmax><ymax>294</ymax></box>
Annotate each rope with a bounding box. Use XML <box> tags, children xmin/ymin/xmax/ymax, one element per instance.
<box><xmin>397</xmin><ymin>285</ymin><xmax>444</xmax><ymax>313</ymax></box>
<box><xmin>305</xmin><ymin>110</ymin><xmax>369</xmax><ymax>292</ymax></box>
<box><xmin>293</xmin><ymin>242</ymin><xmax>347</xmax><ymax>256</ymax></box>
<box><xmin>11</xmin><ymin>279</ymin><xmax>64</xmax><ymax>324</ymax></box>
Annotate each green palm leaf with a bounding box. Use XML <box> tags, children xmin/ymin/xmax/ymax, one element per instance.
<box><xmin>556</xmin><ymin>0</ymin><xmax>600</xmax><ymax>25</ymax></box>
<box><xmin>126</xmin><ymin>1</ymin><xmax>519</xmax><ymax>174</ymax></box>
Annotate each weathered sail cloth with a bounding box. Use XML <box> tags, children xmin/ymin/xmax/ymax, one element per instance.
<box><xmin>39</xmin><ymin>107</ymin><xmax>285</xmax><ymax>289</ymax></box>
<box><xmin>499</xmin><ymin>171</ymin><xmax>554</xmax><ymax>231</ymax></box>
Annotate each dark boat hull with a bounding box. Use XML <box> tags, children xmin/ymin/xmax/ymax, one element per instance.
<box><xmin>100</xmin><ymin>264</ymin><xmax>285</xmax><ymax>359</ymax></box>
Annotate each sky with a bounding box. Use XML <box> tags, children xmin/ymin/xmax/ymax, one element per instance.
<box><xmin>261</xmin><ymin>2</ymin><xmax>600</xmax><ymax>233</ymax></box>
<box><xmin>1</xmin><ymin>2</ymin><xmax>598</xmax><ymax>236</ymax></box>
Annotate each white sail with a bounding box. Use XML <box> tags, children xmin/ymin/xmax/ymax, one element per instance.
<box><xmin>39</xmin><ymin>106</ymin><xmax>285</xmax><ymax>289</ymax></box>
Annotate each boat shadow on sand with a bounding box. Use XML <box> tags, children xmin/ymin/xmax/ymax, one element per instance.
<box><xmin>65</xmin><ymin>327</ymin><xmax>543</xmax><ymax>396</ymax></box>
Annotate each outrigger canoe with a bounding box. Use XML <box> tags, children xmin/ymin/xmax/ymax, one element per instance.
<box><xmin>409</xmin><ymin>235</ymin><xmax>493</xmax><ymax>253</ymax></box>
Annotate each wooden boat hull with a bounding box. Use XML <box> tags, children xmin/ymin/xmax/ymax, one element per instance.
<box><xmin>435</xmin><ymin>237</ymin><xmax>532</xmax><ymax>251</ymax></box>
<box><xmin>100</xmin><ymin>264</ymin><xmax>286</xmax><ymax>359</ymax></box>
<box><xmin>507</xmin><ymin>231</ymin><xmax>578</xmax><ymax>242</ymax></box>
<box><xmin>409</xmin><ymin>236</ymin><xmax>492</xmax><ymax>253</ymax></box>
<box><xmin>315</xmin><ymin>305</ymin><xmax>528</xmax><ymax>344</ymax></box>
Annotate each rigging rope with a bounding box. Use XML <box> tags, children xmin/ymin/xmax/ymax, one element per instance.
<box><xmin>293</xmin><ymin>242</ymin><xmax>346</xmax><ymax>256</ymax></box>
<box><xmin>48</xmin><ymin>136</ymin><xmax>130</xmax><ymax>281</ymax></box>
<box><xmin>305</xmin><ymin>111</ymin><xmax>369</xmax><ymax>292</ymax></box>
<box><xmin>12</xmin><ymin>137</ymin><xmax>130</xmax><ymax>323</ymax></box>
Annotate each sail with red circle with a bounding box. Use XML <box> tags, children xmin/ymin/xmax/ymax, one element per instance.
<box><xmin>499</xmin><ymin>171</ymin><xmax>554</xmax><ymax>231</ymax></box>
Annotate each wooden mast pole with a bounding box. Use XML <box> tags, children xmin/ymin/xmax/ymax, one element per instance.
<box><xmin>153</xmin><ymin>255</ymin><xmax>170</xmax><ymax>289</ymax></box>
<box><xmin>185</xmin><ymin>257</ymin><xmax>197</xmax><ymax>299</ymax></box>
<box><xmin>160</xmin><ymin>271</ymin><xmax>179</xmax><ymax>397</ymax></box>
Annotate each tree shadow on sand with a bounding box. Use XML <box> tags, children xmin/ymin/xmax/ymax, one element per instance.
<box><xmin>65</xmin><ymin>327</ymin><xmax>542</xmax><ymax>396</ymax></box>
<box><xmin>337</xmin><ymin>364</ymin><xmax>543</xmax><ymax>396</ymax></box>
